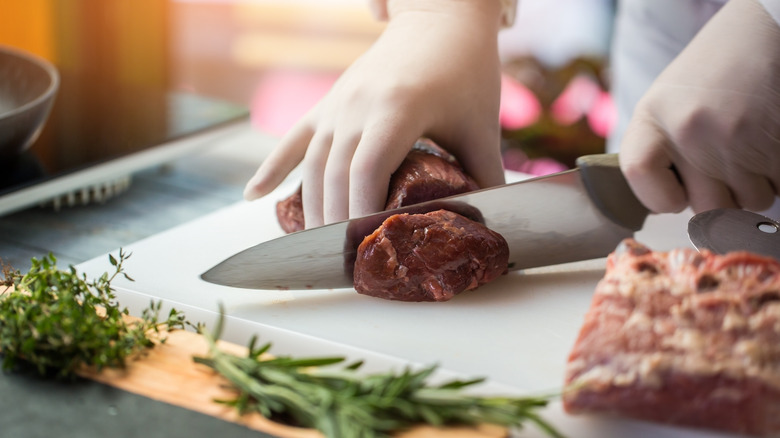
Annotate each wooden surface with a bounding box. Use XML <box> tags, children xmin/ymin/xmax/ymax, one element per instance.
<box><xmin>79</xmin><ymin>328</ymin><xmax>507</xmax><ymax>438</ymax></box>
<box><xmin>81</xmin><ymin>330</ymin><xmax>320</xmax><ymax>438</ymax></box>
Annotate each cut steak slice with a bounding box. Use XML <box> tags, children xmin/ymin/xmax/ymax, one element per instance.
<box><xmin>563</xmin><ymin>238</ymin><xmax>780</xmax><ymax>436</ymax></box>
<box><xmin>275</xmin><ymin>139</ymin><xmax>478</xmax><ymax>233</ymax></box>
<box><xmin>353</xmin><ymin>209</ymin><xmax>509</xmax><ymax>302</ymax></box>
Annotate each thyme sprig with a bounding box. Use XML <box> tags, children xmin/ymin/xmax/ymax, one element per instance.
<box><xmin>0</xmin><ymin>250</ymin><xmax>191</xmax><ymax>378</ymax></box>
<box><xmin>195</xmin><ymin>310</ymin><xmax>563</xmax><ymax>438</ymax></box>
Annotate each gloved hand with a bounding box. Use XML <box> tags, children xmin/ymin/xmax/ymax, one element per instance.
<box><xmin>244</xmin><ymin>0</ymin><xmax>506</xmax><ymax>228</ymax></box>
<box><xmin>619</xmin><ymin>0</ymin><xmax>780</xmax><ymax>214</ymax></box>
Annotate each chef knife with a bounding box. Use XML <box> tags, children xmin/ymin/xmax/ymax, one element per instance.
<box><xmin>688</xmin><ymin>208</ymin><xmax>780</xmax><ymax>260</ymax></box>
<box><xmin>202</xmin><ymin>153</ymin><xmax>649</xmax><ymax>290</ymax></box>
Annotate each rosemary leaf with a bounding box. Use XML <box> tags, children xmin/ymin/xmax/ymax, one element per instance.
<box><xmin>196</xmin><ymin>311</ymin><xmax>564</xmax><ymax>438</ymax></box>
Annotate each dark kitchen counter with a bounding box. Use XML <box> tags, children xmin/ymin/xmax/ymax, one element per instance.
<box><xmin>0</xmin><ymin>367</ymin><xmax>274</xmax><ymax>438</ymax></box>
<box><xmin>0</xmin><ymin>125</ymin><xmax>274</xmax><ymax>270</ymax></box>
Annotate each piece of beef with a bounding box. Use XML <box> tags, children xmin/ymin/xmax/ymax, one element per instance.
<box><xmin>353</xmin><ymin>210</ymin><xmax>509</xmax><ymax>302</ymax></box>
<box><xmin>384</xmin><ymin>139</ymin><xmax>479</xmax><ymax>210</ymax></box>
<box><xmin>563</xmin><ymin>238</ymin><xmax>780</xmax><ymax>436</ymax></box>
<box><xmin>275</xmin><ymin>187</ymin><xmax>303</xmax><ymax>234</ymax></box>
<box><xmin>275</xmin><ymin>139</ymin><xmax>478</xmax><ymax>233</ymax></box>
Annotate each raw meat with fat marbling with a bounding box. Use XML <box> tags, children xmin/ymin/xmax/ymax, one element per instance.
<box><xmin>563</xmin><ymin>238</ymin><xmax>780</xmax><ymax>436</ymax></box>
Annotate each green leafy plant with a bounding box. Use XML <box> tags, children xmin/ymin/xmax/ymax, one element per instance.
<box><xmin>0</xmin><ymin>250</ymin><xmax>191</xmax><ymax>378</ymax></box>
<box><xmin>195</xmin><ymin>310</ymin><xmax>563</xmax><ymax>438</ymax></box>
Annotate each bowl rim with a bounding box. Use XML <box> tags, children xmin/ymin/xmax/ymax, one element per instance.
<box><xmin>0</xmin><ymin>44</ymin><xmax>60</xmax><ymax>119</ymax></box>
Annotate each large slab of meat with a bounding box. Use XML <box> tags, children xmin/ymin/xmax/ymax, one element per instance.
<box><xmin>276</xmin><ymin>139</ymin><xmax>478</xmax><ymax>233</ymax></box>
<box><xmin>563</xmin><ymin>238</ymin><xmax>780</xmax><ymax>436</ymax></box>
<box><xmin>353</xmin><ymin>210</ymin><xmax>509</xmax><ymax>302</ymax></box>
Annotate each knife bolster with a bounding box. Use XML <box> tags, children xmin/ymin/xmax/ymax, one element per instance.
<box><xmin>576</xmin><ymin>154</ymin><xmax>649</xmax><ymax>232</ymax></box>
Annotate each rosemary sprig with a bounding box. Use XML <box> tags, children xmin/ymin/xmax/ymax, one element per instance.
<box><xmin>195</xmin><ymin>310</ymin><xmax>563</xmax><ymax>438</ymax></box>
<box><xmin>0</xmin><ymin>250</ymin><xmax>191</xmax><ymax>378</ymax></box>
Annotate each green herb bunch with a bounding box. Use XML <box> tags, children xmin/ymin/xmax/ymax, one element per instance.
<box><xmin>195</xmin><ymin>313</ymin><xmax>563</xmax><ymax>438</ymax></box>
<box><xmin>0</xmin><ymin>250</ymin><xmax>189</xmax><ymax>378</ymax></box>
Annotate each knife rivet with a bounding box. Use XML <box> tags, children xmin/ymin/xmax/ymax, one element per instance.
<box><xmin>757</xmin><ymin>222</ymin><xmax>778</xmax><ymax>234</ymax></box>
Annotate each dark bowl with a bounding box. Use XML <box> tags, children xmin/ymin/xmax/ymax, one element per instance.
<box><xmin>0</xmin><ymin>45</ymin><xmax>59</xmax><ymax>159</ymax></box>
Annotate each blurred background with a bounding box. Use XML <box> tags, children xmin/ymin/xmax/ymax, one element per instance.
<box><xmin>0</xmin><ymin>0</ymin><xmax>615</xmax><ymax>195</ymax></box>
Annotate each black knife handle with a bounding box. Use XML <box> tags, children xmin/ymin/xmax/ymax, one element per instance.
<box><xmin>576</xmin><ymin>153</ymin><xmax>650</xmax><ymax>231</ymax></box>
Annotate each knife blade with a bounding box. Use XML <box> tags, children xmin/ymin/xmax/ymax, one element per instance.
<box><xmin>201</xmin><ymin>153</ymin><xmax>649</xmax><ymax>290</ymax></box>
<box><xmin>688</xmin><ymin>208</ymin><xmax>780</xmax><ymax>260</ymax></box>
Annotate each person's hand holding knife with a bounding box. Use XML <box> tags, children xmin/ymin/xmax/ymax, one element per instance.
<box><xmin>619</xmin><ymin>0</ymin><xmax>780</xmax><ymax>215</ymax></box>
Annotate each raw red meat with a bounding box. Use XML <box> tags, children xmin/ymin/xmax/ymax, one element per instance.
<box><xmin>275</xmin><ymin>188</ymin><xmax>303</xmax><ymax>234</ymax></box>
<box><xmin>275</xmin><ymin>139</ymin><xmax>478</xmax><ymax>233</ymax></box>
<box><xmin>563</xmin><ymin>238</ymin><xmax>780</xmax><ymax>436</ymax></box>
<box><xmin>384</xmin><ymin>138</ymin><xmax>479</xmax><ymax>210</ymax></box>
<box><xmin>353</xmin><ymin>210</ymin><xmax>509</xmax><ymax>302</ymax></box>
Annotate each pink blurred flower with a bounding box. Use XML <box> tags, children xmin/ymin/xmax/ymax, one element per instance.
<box><xmin>251</xmin><ymin>69</ymin><xmax>338</xmax><ymax>136</ymax></box>
<box><xmin>549</xmin><ymin>74</ymin><xmax>616</xmax><ymax>138</ymax></box>
<box><xmin>503</xmin><ymin>148</ymin><xmax>567</xmax><ymax>176</ymax></box>
<box><xmin>499</xmin><ymin>74</ymin><xmax>542</xmax><ymax>130</ymax></box>
<box><xmin>587</xmin><ymin>90</ymin><xmax>616</xmax><ymax>138</ymax></box>
<box><xmin>550</xmin><ymin>75</ymin><xmax>600</xmax><ymax>126</ymax></box>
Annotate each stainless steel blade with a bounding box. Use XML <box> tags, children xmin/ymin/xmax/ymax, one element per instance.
<box><xmin>688</xmin><ymin>208</ymin><xmax>780</xmax><ymax>259</ymax></box>
<box><xmin>202</xmin><ymin>155</ymin><xmax>647</xmax><ymax>290</ymax></box>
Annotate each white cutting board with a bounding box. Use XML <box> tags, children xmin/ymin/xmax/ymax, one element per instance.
<box><xmin>77</xmin><ymin>170</ymin><xmax>745</xmax><ymax>438</ymax></box>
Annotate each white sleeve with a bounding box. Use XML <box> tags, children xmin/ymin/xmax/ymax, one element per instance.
<box><xmin>367</xmin><ymin>0</ymin><xmax>519</xmax><ymax>27</ymax></box>
<box><xmin>758</xmin><ymin>0</ymin><xmax>780</xmax><ymax>25</ymax></box>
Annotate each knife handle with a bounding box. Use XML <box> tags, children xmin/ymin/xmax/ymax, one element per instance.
<box><xmin>576</xmin><ymin>153</ymin><xmax>649</xmax><ymax>231</ymax></box>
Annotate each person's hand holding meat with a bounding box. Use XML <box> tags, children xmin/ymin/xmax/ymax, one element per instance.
<box><xmin>244</xmin><ymin>0</ymin><xmax>507</xmax><ymax>228</ymax></box>
<box><xmin>618</xmin><ymin>0</ymin><xmax>780</xmax><ymax>215</ymax></box>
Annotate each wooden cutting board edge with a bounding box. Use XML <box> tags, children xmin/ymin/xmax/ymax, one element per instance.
<box><xmin>77</xmin><ymin>329</ymin><xmax>508</xmax><ymax>438</ymax></box>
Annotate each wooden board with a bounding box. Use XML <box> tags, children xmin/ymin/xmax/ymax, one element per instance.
<box><xmin>78</xmin><ymin>329</ymin><xmax>508</xmax><ymax>438</ymax></box>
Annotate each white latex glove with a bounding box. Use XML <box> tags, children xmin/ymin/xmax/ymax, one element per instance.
<box><xmin>619</xmin><ymin>0</ymin><xmax>780</xmax><ymax>214</ymax></box>
<box><xmin>244</xmin><ymin>0</ymin><xmax>506</xmax><ymax>228</ymax></box>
